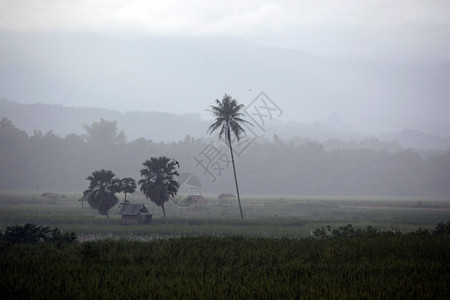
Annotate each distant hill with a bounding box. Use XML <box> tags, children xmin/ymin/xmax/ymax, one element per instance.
<box><xmin>1</xmin><ymin>98</ymin><xmax>450</xmax><ymax>150</ymax></box>
<box><xmin>0</xmin><ymin>98</ymin><xmax>208</xmax><ymax>142</ymax></box>
<box><xmin>1</xmin><ymin>31</ymin><xmax>450</xmax><ymax>136</ymax></box>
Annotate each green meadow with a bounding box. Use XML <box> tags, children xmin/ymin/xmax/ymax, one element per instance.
<box><xmin>1</xmin><ymin>191</ymin><xmax>449</xmax><ymax>239</ymax></box>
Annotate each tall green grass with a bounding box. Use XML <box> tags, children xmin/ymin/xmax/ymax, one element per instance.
<box><xmin>1</xmin><ymin>234</ymin><xmax>449</xmax><ymax>299</ymax></box>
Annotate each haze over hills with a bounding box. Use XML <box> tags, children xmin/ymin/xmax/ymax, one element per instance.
<box><xmin>1</xmin><ymin>31</ymin><xmax>450</xmax><ymax>138</ymax></box>
<box><xmin>1</xmin><ymin>98</ymin><xmax>450</xmax><ymax>151</ymax></box>
<box><xmin>0</xmin><ymin>98</ymin><xmax>206</xmax><ymax>143</ymax></box>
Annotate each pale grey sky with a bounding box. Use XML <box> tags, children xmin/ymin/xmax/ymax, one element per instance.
<box><xmin>1</xmin><ymin>0</ymin><xmax>449</xmax><ymax>63</ymax></box>
<box><xmin>1</xmin><ymin>0</ymin><xmax>450</xmax><ymax>134</ymax></box>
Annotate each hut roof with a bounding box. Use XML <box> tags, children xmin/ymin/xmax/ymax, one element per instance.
<box><xmin>78</xmin><ymin>194</ymin><xmax>88</xmax><ymax>201</ymax></box>
<box><xmin>119</xmin><ymin>203</ymin><xmax>150</xmax><ymax>216</ymax></box>
<box><xmin>218</xmin><ymin>193</ymin><xmax>235</xmax><ymax>200</ymax></box>
<box><xmin>186</xmin><ymin>195</ymin><xmax>207</xmax><ymax>202</ymax></box>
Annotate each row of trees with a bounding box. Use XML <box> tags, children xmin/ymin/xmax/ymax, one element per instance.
<box><xmin>84</xmin><ymin>157</ymin><xmax>179</xmax><ymax>223</ymax></box>
<box><xmin>1</xmin><ymin>117</ymin><xmax>450</xmax><ymax>197</ymax></box>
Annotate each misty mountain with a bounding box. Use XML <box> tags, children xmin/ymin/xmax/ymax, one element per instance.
<box><xmin>1</xmin><ymin>98</ymin><xmax>450</xmax><ymax>151</ymax></box>
<box><xmin>1</xmin><ymin>31</ymin><xmax>450</xmax><ymax>137</ymax></box>
<box><xmin>0</xmin><ymin>98</ymin><xmax>207</xmax><ymax>142</ymax></box>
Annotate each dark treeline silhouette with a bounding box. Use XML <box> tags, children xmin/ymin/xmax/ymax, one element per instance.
<box><xmin>1</xmin><ymin>117</ymin><xmax>449</xmax><ymax>197</ymax></box>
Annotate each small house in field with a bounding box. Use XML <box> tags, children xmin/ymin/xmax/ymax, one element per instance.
<box><xmin>41</xmin><ymin>192</ymin><xmax>60</xmax><ymax>198</ymax></box>
<box><xmin>218</xmin><ymin>193</ymin><xmax>235</xmax><ymax>205</ymax></box>
<box><xmin>78</xmin><ymin>194</ymin><xmax>88</xmax><ymax>208</ymax></box>
<box><xmin>119</xmin><ymin>203</ymin><xmax>152</xmax><ymax>225</ymax></box>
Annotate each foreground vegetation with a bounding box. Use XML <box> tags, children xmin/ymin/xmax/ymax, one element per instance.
<box><xmin>1</xmin><ymin>233</ymin><xmax>449</xmax><ymax>299</ymax></box>
<box><xmin>1</xmin><ymin>192</ymin><xmax>450</xmax><ymax>298</ymax></box>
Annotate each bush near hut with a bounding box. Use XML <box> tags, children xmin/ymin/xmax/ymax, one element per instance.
<box><xmin>0</xmin><ymin>223</ymin><xmax>77</xmax><ymax>244</ymax></box>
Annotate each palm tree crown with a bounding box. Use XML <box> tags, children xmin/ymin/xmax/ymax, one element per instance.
<box><xmin>207</xmin><ymin>94</ymin><xmax>251</xmax><ymax>144</ymax></box>
<box><xmin>139</xmin><ymin>156</ymin><xmax>179</xmax><ymax>222</ymax></box>
<box><xmin>120</xmin><ymin>177</ymin><xmax>137</xmax><ymax>203</ymax></box>
<box><xmin>83</xmin><ymin>169</ymin><xmax>120</xmax><ymax>223</ymax></box>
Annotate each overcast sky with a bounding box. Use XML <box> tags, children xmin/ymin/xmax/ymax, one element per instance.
<box><xmin>1</xmin><ymin>0</ymin><xmax>450</xmax><ymax>134</ymax></box>
<box><xmin>1</xmin><ymin>0</ymin><xmax>450</xmax><ymax>63</ymax></box>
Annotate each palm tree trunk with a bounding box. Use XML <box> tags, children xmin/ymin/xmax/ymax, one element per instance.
<box><xmin>161</xmin><ymin>203</ymin><xmax>167</xmax><ymax>224</ymax></box>
<box><xmin>106</xmin><ymin>212</ymin><xmax>111</xmax><ymax>224</ymax></box>
<box><xmin>228</xmin><ymin>133</ymin><xmax>244</xmax><ymax>220</ymax></box>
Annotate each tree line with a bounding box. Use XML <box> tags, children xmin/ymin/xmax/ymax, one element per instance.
<box><xmin>1</xmin><ymin>116</ymin><xmax>450</xmax><ymax>197</ymax></box>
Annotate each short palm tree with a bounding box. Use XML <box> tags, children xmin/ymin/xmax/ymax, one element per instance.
<box><xmin>139</xmin><ymin>156</ymin><xmax>179</xmax><ymax>223</ymax></box>
<box><xmin>207</xmin><ymin>94</ymin><xmax>252</xmax><ymax>219</ymax></box>
<box><xmin>83</xmin><ymin>169</ymin><xmax>121</xmax><ymax>223</ymax></box>
<box><xmin>120</xmin><ymin>177</ymin><xmax>137</xmax><ymax>204</ymax></box>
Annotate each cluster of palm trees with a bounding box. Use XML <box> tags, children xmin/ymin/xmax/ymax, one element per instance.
<box><xmin>84</xmin><ymin>94</ymin><xmax>251</xmax><ymax>222</ymax></box>
<box><xmin>83</xmin><ymin>157</ymin><xmax>179</xmax><ymax>223</ymax></box>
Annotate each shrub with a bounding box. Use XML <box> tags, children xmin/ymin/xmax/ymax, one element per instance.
<box><xmin>433</xmin><ymin>220</ymin><xmax>450</xmax><ymax>235</ymax></box>
<box><xmin>312</xmin><ymin>224</ymin><xmax>379</xmax><ymax>238</ymax></box>
<box><xmin>1</xmin><ymin>223</ymin><xmax>77</xmax><ymax>244</ymax></box>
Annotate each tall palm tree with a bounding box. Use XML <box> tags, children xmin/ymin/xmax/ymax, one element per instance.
<box><xmin>139</xmin><ymin>156</ymin><xmax>179</xmax><ymax>223</ymax></box>
<box><xmin>207</xmin><ymin>94</ymin><xmax>252</xmax><ymax>219</ymax></box>
<box><xmin>83</xmin><ymin>169</ymin><xmax>121</xmax><ymax>223</ymax></box>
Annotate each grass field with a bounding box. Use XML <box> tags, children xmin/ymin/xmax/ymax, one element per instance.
<box><xmin>1</xmin><ymin>234</ymin><xmax>449</xmax><ymax>299</ymax></box>
<box><xmin>1</xmin><ymin>191</ymin><xmax>449</xmax><ymax>239</ymax></box>
<box><xmin>1</xmin><ymin>192</ymin><xmax>450</xmax><ymax>299</ymax></box>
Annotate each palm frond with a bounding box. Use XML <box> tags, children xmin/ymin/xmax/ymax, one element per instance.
<box><xmin>207</xmin><ymin>119</ymin><xmax>223</xmax><ymax>134</ymax></box>
<box><xmin>208</xmin><ymin>94</ymin><xmax>252</xmax><ymax>143</ymax></box>
<box><xmin>230</xmin><ymin>121</ymin><xmax>247</xmax><ymax>142</ymax></box>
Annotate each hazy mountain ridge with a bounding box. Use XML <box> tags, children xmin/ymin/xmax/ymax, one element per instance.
<box><xmin>1</xmin><ymin>98</ymin><xmax>449</xmax><ymax>151</ymax></box>
<box><xmin>0</xmin><ymin>98</ymin><xmax>207</xmax><ymax>142</ymax></box>
<box><xmin>1</xmin><ymin>31</ymin><xmax>450</xmax><ymax>135</ymax></box>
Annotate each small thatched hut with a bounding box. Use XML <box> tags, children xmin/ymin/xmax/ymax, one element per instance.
<box><xmin>78</xmin><ymin>194</ymin><xmax>88</xmax><ymax>208</ymax></box>
<box><xmin>119</xmin><ymin>203</ymin><xmax>152</xmax><ymax>225</ymax></box>
<box><xmin>218</xmin><ymin>193</ymin><xmax>235</xmax><ymax>205</ymax></box>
